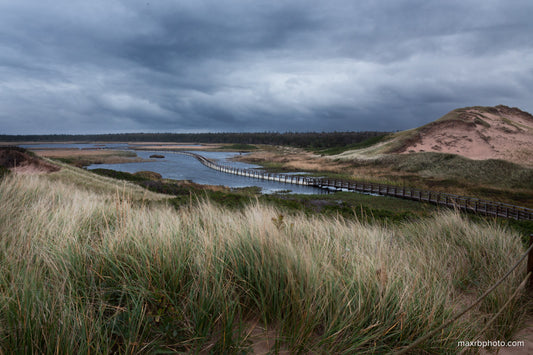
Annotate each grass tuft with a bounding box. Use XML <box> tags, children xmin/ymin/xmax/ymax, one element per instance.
<box><xmin>0</xmin><ymin>173</ymin><xmax>529</xmax><ymax>353</ymax></box>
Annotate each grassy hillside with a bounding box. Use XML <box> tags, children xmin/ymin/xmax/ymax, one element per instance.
<box><xmin>335</xmin><ymin>105</ymin><xmax>533</xmax><ymax>164</ymax></box>
<box><xmin>0</xmin><ymin>170</ymin><xmax>529</xmax><ymax>353</ymax></box>
<box><xmin>238</xmin><ymin>145</ymin><xmax>533</xmax><ymax>207</ymax></box>
<box><xmin>349</xmin><ymin>152</ymin><xmax>533</xmax><ymax>206</ymax></box>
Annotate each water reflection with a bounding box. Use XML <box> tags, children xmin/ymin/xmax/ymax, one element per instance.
<box><xmin>88</xmin><ymin>150</ymin><xmax>326</xmax><ymax>195</ymax></box>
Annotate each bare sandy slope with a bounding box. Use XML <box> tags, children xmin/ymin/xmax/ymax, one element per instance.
<box><xmin>334</xmin><ymin>105</ymin><xmax>533</xmax><ymax>167</ymax></box>
<box><xmin>397</xmin><ymin>105</ymin><xmax>533</xmax><ymax>165</ymax></box>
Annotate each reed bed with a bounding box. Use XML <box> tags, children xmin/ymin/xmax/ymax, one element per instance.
<box><xmin>0</xmin><ymin>174</ymin><xmax>528</xmax><ymax>354</ymax></box>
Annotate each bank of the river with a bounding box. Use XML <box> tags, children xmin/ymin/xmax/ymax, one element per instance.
<box><xmin>87</xmin><ymin>149</ymin><xmax>326</xmax><ymax>195</ymax></box>
<box><xmin>18</xmin><ymin>143</ymin><xmax>325</xmax><ymax>194</ymax></box>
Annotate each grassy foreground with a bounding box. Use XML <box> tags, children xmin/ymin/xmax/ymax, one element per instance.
<box><xmin>0</xmin><ymin>172</ymin><xmax>530</xmax><ymax>353</ymax></box>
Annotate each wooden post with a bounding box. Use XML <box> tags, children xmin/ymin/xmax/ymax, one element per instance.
<box><xmin>526</xmin><ymin>234</ymin><xmax>533</xmax><ymax>292</ymax></box>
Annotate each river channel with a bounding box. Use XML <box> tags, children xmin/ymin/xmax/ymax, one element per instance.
<box><xmin>21</xmin><ymin>143</ymin><xmax>327</xmax><ymax>194</ymax></box>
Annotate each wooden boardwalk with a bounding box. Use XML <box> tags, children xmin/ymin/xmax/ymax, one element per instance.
<box><xmin>181</xmin><ymin>152</ymin><xmax>533</xmax><ymax>221</ymax></box>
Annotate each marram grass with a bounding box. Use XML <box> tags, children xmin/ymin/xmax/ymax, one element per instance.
<box><xmin>0</xmin><ymin>174</ymin><xmax>528</xmax><ymax>354</ymax></box>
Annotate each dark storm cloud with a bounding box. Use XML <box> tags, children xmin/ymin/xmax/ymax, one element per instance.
<box><xmin>0</xmin><ymin>0</ymin><xmax>532</xmax><ymax>134</ymax></box>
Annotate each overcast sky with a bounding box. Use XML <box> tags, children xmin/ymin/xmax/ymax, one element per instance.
<box><xmin>1</xmin><ymin>0</ymin><xmax>532</xmax><ymax>134</ymax></box>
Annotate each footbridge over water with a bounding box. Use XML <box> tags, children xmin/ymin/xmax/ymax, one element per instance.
<box><xmin>179</xmin><ymin>151</ymin><xmax>533</xmax><ymax>221</ymax></box>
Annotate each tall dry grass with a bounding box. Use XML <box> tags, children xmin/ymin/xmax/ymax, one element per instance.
<box><xmin>0</xmin><ymin>173</ymin><xmax>528</xmax><ymax>353</ymax></box>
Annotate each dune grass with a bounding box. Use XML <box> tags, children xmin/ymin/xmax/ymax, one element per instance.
<box><xmin>325</xmin><ymin>152</ymin><xmax>533</xmax><ymax>207</ymax></box>
<box><xmin>314</xmin><ymin>134</ymin><xmax>391</xmax><ymax>156</ymax></box>
<box><xmin>44</xmin><ymin>158</ymin><xmax>168</xmax><ymax>201</ymax></box>
<box><xmin>0</xmin><ymin>173</ymin><xmax>530</xmax><ymax>353</ymax></box>
<box><xmin>378</xmin><ymin>152</ymin><xmax>533</xmax><ymax>190</ymax></box>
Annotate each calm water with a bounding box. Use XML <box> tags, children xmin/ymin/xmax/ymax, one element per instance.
<box><xmin>20</xmin><ymin>143</ymin><xmax>326</xmax><ymax>194</ymax></box>
<box><xmin>86</xmin><ymin>150</ymin><xmax>327</xmax><ymax>194</ymax></box>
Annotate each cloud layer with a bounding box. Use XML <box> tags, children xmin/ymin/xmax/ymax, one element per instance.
<box><xmin>1</xmin><ymin>0</ymin><xmax>532</xmax><ymax>134</ymax></box>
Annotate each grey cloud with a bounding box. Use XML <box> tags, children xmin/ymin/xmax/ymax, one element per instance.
<box><xmin>0</xmin><ymin>0</ymin><xmax>532</xmax><ymax>134</ymax></box>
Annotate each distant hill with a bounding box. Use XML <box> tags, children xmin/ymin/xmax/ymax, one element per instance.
<box><xmin>337</xmin><ymin>105</ymin><xmax>533</xmax><ymax>166</ymax></box>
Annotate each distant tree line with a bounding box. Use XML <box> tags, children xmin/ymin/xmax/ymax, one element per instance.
<box><xmin>0</xmin><ymin>131</ymin><xmax>390</xmax><ymax>149</ymax></box>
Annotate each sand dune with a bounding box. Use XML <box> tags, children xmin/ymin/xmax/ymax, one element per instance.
<box><xmin>397</xmin><ymin>105</ymin><xmax>533</xmax><ymax>165</ymax></box>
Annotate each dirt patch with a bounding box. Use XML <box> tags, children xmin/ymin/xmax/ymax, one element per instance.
<box><xmin>198</xmin><ymin>322</ymin><xmax>289</xmax><ymax>355</ymax></box>
<box><xmin>246</xmin><ymin>323</ymin><xmax>290</xmax><ymax>355</ymax></box>
<box><xmin>0</xmin><ymin>147</ymin><xmax>60</xmax><ymax>174</ymax></box>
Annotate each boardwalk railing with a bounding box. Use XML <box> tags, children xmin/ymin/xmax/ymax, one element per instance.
<box><xmin>180</xmin><ymin>152</ymin><xmax>533</xmax><ymax>221</ymax></box>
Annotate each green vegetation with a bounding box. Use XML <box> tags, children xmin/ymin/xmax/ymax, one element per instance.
<box><xmin>219</xmin><ymin>143</ymin><xmax>258</xmax><ymax>151</ymax></box>
<box><xmin>0</xmin><ymin>173</ymin><xmax>529</xmax><ymax>353</ymax></box>
<box><xmin>351</xmin><ymin>152</ymin><xmax>533</xmax><ymax>206</ymax></box>
<box><xmin>89</xmin><ymin>167</ymin><xmax>434</xmax><ymax>224</ymax></box>
<box><xmin>133</xmin><ymin>170</ymin><xmax>163</xmax><ymax>180</ymax></box>
<box><xmin>238</xmin><ymin>148</ymin><xmax>532</xmax><ymax>207</ymax></box>
<box><xmin>259</xmin><ymin>191</ymin><xmax>435</xmax><ymax>225</ymax></box>
<box><xmin>473</xmin><ymin>116</ymin><xmax>491</xmax><ymax>128</ymax></box>
<box><xmin>91</xmin><ymin>168</ymin><xmax>149</xmax><ymax>183</ymax></box>
<box><xmin>92</xmin><ymin>169</ymin><xmax>197</xmax><ymax>196</ymax></box>
<box><xmin>53</xmin><ymin>150</ymin><xmax>137</xmax><ymax>168</ymax></box>
<box><xmin>0</xmin><ymin>131</ymin><xmax>389</xmax><ymax>149</ymax></box>
<box><xmin>0</xmin><ymin>165</ymin><xmax>9</xmax><ymax>178</ymax></box>
<box><xmin>2</xmin><ymin>143</ymin><xmax>532</xmax><ymax>353</ymax></box>
<box><xmin>315</xmin><ymin>134</ymin><xmax>390</xmax><ymax>155</ymax></box>
<box><xmin>381</xmin><ymin>153</ymin><xmax>533</xmax><ymax>190</ymax></box>
<box><xmin>245</xmin><ymin>159</ymin><xmax>291</xmax><ymax>173</ymax></box>
<box><xmin>44</xmin><ymin>160</ymin><xmax>167</xmax><ymax>201</ymax></box>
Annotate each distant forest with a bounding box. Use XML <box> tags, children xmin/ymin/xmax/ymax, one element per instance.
<box><xmin>0</xmin><ymin>132</ymin><xmax>390</xmax><ymax>149</ymax></box>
